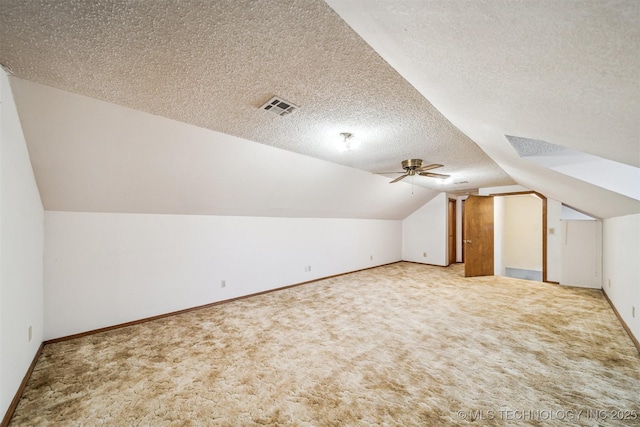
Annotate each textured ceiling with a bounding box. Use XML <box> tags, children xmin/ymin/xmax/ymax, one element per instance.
<box><xmin>327</xmin><ymin>0</ymin><xmax>640</xmax><ymax>167</ymax></box>
<box><xmin>0</xmin><ymin>0</ymin><xmax>513</xmax><ymax>194</ymax></box>
<box><xmin>2</xmin><ymin>0</ymin><xmax>638</xmax><ymax>219</ymax></box>
<box><xmin>326</xmin><ymin>0</ymin><xmax>640</xmax><ymax>218</ymax></box>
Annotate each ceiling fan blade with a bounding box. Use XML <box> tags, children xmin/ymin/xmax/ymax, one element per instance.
<box><xmin>389</xmin><ymin>174</ymin><xmax>409</xmax><ymax>183</ymax></box>
<box><xmin>417</xmin><ymin>163</ymin><xmax>443</xmax><ymax>172</ymax></box>
<box><xmin>376</xmin><ymin>171</ymin><xmax>405</xmax><ymax>174</ymax></box>
<box><xmin>419</xmin><ymin>171</ymin><xmax>450</xmax><ymax>179</ymax></box>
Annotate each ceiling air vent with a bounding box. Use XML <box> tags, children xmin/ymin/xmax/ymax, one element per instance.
<box><xmin>260</xmin><ymin>96</ymin><xmax>298</xmax><ymax>116</ymax></box>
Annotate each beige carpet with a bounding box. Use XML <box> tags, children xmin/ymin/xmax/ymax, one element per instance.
<box><xmin>10</xmin><ymin>262</ymin><xmax>640</xmax><ymax>426</ymax></box>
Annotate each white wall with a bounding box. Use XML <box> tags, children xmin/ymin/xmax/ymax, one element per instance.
<box><xmin>44</xmin><ymin>212</ymin><xmax>401</xmax><ymax>340</ymax></box>
<box><xmin>546</xmin><ymin>198</ymin><xmax>562</xmax><ymax>283</ymax></box>
<box><xmin>603</xmin><ymin>213</ymin><xmax>640</xmax><ymax>344</ymax></box>
<box><xmin>12</xmin><ymin>77</ymin><xmax>437</xmax><ymax>220</ymax></box>
<box><xmin>478</xmin><ymin>185</ymin><xmax>530</xmax><ymax>196</ymax></box>
<box><xmin>494</xmin><ymin>196</ymin><xmax>505</xmax><ymax>276</ymax></box>
<box><xmin>561</xmin><ymin>205</ymin><xmax>596</xmax><ymax>220</ymax></box>
<box><xmin>560</xmin><ymin>219</ymin><xmax>601</xmax><ymax>289</ymax></box>
<box><xmin>503</xmin><ymin>195</ymin><xmax>543</xmax><ymax>271</ymax></box>
<box><xmin>0</xmin><ymin>71</ymin><xmax>44</xmax><ymax>417</ymax></box>
<box><xmin>402</xmin><ymin>192</ymin><xmax>447</xmax><ymax>266</ymax></box>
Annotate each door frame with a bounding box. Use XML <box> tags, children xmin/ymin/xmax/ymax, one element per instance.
<box><xmin>448</xmin><ymin>198</ymin><xmax>457</xmax><ymax>265</ymax></box>
<box><xmin>461</xmin><ymin>198</ymin><xmax>465</xmax><ymax>263</ymax></box>
<box><xmin>463</xmin><ymin>195</ymin><xmax>495</xmax><ymax>277</ymax></box>
<box><xmin>489</xmin><ymin>191</ymin><xmax>548</xmax><ymax>283</ymax></box>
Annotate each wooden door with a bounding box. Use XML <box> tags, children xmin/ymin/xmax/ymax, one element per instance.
<box><xmin>464</xmin><ymin>195</ymin><xmax>494</xmax><ymax>277</ymax></box>
<box><xmin>448</xmin><ymin>199</ymin><xmax>456</xmax><ymax>265</ymax></box>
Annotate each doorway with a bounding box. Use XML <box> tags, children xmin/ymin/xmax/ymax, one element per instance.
<box><xmin>448</xmin><ymin>198</ymin><xmax>456</xmax><ymax>265</ymax></box>
<box><xmin>461</xmin><ymin>192</ymin><xmax>548</xmax><ymax>281</ymax></box>
<box><xmin>463</xmin><ymin>195</ymin><xmax>494</xmax><ymax>277</ymax></box>
<box><xmin>497</xmin><ymin>194</ymin><xmax>544</xmax><ymax>281</ymax></box>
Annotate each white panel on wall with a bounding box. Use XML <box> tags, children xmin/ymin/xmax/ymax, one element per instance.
<box><xmin>402</xmin><ymin>192</ymin><xmax>448</xmax><ymax>266</ymax></box>
<box><xmin>0</xmin><ymin>70</ymin><xmax>45</xmax><ymax>417</ymax></box>
<box><xmin>44</xmin><ymin>212</ymin><xmax>402</xmax><ymax>340</ymax></box>
<box><xmin>560</xmin><ymin>220</ymin><xmax>600</xmax><ymax>289</ymax></box>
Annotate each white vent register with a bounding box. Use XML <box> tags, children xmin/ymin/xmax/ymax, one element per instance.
<box><xmin>260</xmin><ymin>96</ymin><xmax>298</xmax><ymax>116</ymax></box>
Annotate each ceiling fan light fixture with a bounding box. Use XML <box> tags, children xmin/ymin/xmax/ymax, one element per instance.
<box><xmin>335</xmin><ymin>132</ymin><xmax>360</xmax><ymax>152</ymax></box>
<box><xmin>381</xmin><ymin>159</ymin><xmax>450</xmax><ymax>183</ymax></box>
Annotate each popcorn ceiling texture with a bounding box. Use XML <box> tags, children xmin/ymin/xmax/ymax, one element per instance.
<box><xmin>324</xmin><ymin>0</ymin><xmax>640</xmax><ymax>220</ymax></box>
<box><xmin>0</xmin><ymin>0</ymin><xmax>512</xmax><ymax>193</ymax></box>
<box><xmin>326</xmin><ymin>0</ymin><xmax>640</xmax><ymax>170</ymax></box>
<box><xmin>506</xmin><ymin>136</ymin><xmax>568</xmax><ymax>158</ymax></box>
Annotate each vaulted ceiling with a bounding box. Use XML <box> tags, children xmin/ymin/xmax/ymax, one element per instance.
<box><xmin>0</xmin><ymin>0</ymin><xmax>638</xmax><ymax>219</ymax></box>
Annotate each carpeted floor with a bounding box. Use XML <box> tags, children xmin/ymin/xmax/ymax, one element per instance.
<box><xmin>9</xmin><ymin>262</ymin><xmax>640</xmax><ymax>426</ymax></box>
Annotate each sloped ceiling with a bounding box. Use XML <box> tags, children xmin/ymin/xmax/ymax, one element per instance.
<box><xmin>326</xmin><ymin>0</ymin><xmax>640</xmax><ymax>219</ymax></box>
<box><xmin>8</xmin><ymin>77</ymin><xmax>438</xmax><ymax>219</ymax></box>
<box><xmin>0</xmin><ymin>0</ymin><xmax>638</xmax><ymax>219</ymax></box>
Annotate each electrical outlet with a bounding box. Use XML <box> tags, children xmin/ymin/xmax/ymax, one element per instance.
<box><xmin>28</xmin><ymin>326</ymin><xmax>32</xmax><ymax>342</ymax></box>
<box><xmin>423</xmin><ymin>252</ymin><xmax>427</xmax><ymax>258</ymax></box>
<box><xmin>633</xmin><ymin>306</ymin><xmax>636</xmax><ymax>318</ymax></box>
<box><xmin>308</xmin><ymin>265</ymin><xmax>311</xmax><ymax>272</ymax></box>
<box><xmin>608</xmin><ymin>279</ymin><xmax>611</xmax><ymax>288</ymax></box>
<box><xmin>221</xmin><ymin>280</ymin><xmax>226</xmax><ymax>288</ymax></box>
<box><xmin>370</xmin><ymin>255</ymin><xmax>373</xmax><ymax>261</ymax></box>
<box><xmin>549</xmin><ymin>227</ymin><xmax>555</xmax><ymax>235</ymax></box>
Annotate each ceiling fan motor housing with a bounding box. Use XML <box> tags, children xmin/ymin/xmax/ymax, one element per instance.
<box><xmin>402</xmin><ymin>159</ymin><xmax>423</xmax><ymax>170</ymax></box>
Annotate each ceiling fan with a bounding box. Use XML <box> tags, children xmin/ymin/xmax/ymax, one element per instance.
<box><xmin>381</xmin><ymin>159</ymin><xmax>450</xmax><ymax>183</ymax></box>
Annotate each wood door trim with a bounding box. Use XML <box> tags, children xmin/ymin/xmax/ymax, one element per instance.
<box><xmin>448</xmin><ymin>198</ymin><xmax>456</xmax><ymax>265</ymax></box>
<box><xmin>461</xmin><ymin>199</ymin><xmax>465</xmax><ymax>263</ymax></box>
<box><xmin>1</xmin><ymin>343</ymin><xmax>44</xmax><ymax>427</ymax></box>
<box><xmin>602</xmin><ymin>290</ymin><xmax>640</xmax><ymax>353</ymax></box>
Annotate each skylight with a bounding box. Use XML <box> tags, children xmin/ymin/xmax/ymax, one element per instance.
<box><xmin>506</xmin><ymin>135</ymin><xmax>640</xmax><ymax>201</ymax></box>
